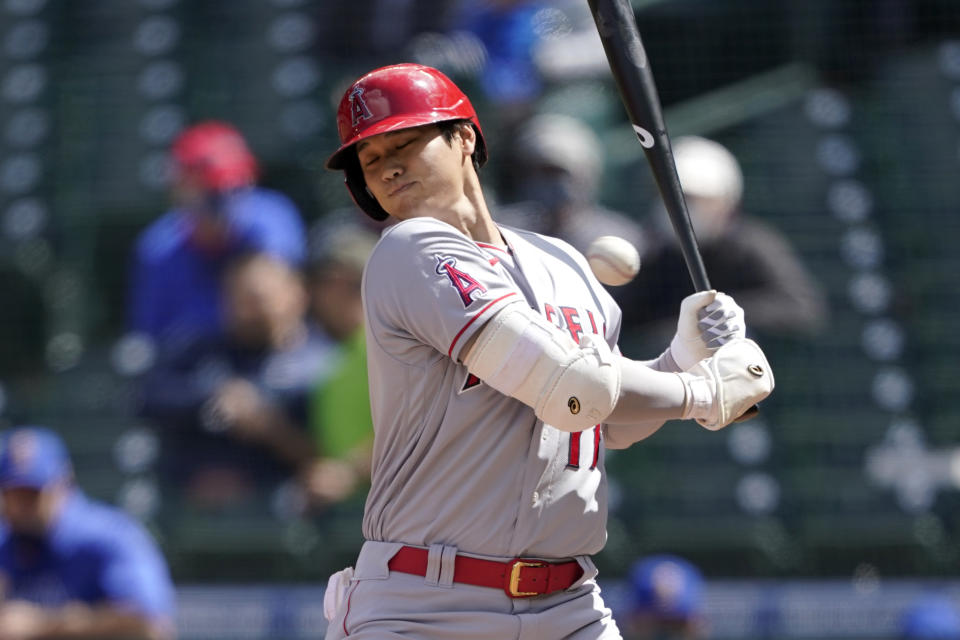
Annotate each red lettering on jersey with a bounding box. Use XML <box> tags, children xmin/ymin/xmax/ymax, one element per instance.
<box><xmin>590</xmin><ymin>424</ymin><xmax>601</xmax><ymax>469</ymax></box>
<box><xmin>567</xmin><ymin>425</ymin><xmax>601</xmax><ymax>470</ymax></box>
<box><xmin>435</xmin><ymin>255</ymin><xmax>487</xmax><ymax>307</ymax></box>
<box><xmin>560</xmin><ymin>306</ymin><xmax>583</xmax><ymax>344</ymax></box>
<box><xmin>544</xmin><ymin>303</ymin><xmax>560</xmax><ymax>328</ymax></box>
<box><xmin>587</xmin><ymin>310</ymin><xmax>598</xmax><ymax>335</ymax></box>
<box><xmin>566</xmin><ymin>431</ymin><xmax>582</xmax><ymax>470</ymax></box>
<box><xmin>461</xmin><ymin>373</ymin><xmax>482</xmax><ymax>392</ymax></box>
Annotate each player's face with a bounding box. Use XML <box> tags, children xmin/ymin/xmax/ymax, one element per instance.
<box><xmin>356</xmin><ymin>124</ymin><xmax>476</xmax><ymax>220</ymax></box>
<box><xmin>0</xmin><ymin>486</ymin><xmax>62</xmax><ymax>535</ymax></box>
<box><xmin>225</xmin><ymin>256</ymin><xmax>306</xmax><ymax>348</ymax></box>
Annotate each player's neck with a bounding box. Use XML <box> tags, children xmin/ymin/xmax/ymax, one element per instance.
<box><xmin>457</xmin><ymin>175</ymin><xmax>506</xmax><ymax>248</ymax></box>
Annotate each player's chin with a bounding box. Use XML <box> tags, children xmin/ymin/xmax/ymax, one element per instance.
<box><xmin>382</xmin><ymin>194</ymin><xmax>427</xmax><ymax>220</ymax></box>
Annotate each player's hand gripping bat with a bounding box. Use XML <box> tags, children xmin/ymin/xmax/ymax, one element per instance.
<box><xmin>587</xmin><ymin>0</ymin><xmax>759</xmax><ymax>421</ymax></box>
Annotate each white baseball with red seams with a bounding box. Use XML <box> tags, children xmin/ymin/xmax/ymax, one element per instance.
<box><xmin>586</xmin><ymin>235</ymin><xmax>640</xmax><ymax>286</ymax></box>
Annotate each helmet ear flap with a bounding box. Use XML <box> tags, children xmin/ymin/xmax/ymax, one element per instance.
<box><xmin>343</xmin><ymin>157</ymin><xmax>389</xmax><ymax>221</ymax></box>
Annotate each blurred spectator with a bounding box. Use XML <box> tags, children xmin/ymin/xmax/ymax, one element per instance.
<box><xmin>316</xmin><ymin>0</ymin><xmax>455</xmax><ymax>63</ymax></box>
<box><xmin>301</xmin><ymin>220</ymin><xmax>380</xmax><ymax>510</ymax></box>
<box><xmin>900</xmin><ymin>593</ymin><xmax>960</xmax><ymax>640</ymax></box>
<box><xmin>451</xmin><ymin>0</ymin><xmax>550</xmax><ymax>111</ymax></box>
<box><xmin>623</xmin><ymin>554</ymin><xmax>707</xmax><ymax>640</ymax></box>
<box><xmin>0</xmin><ymin>426</ymin><xmax>176</xmax><ymax>640</ymax></box>
<box><xmin>138</xmin><ymin>253</ymin><xmax>332</xmax><ymax>513</ymax></box>
<box><xmin>128</xmin><ymin>121</ymin><xmax>306</xmax><ymax>349</ymax></box>
<box><xmin>619</xmin><ymin>136</ymin><xmax>827</xmax><ymax>352</ymax></box>
<box><xmin>495</xmin><ymin>112</ymin><xmax>644</xmax><ymax>255</ymax></box>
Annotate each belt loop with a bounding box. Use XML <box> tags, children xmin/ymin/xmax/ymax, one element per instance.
<box><xmin>425</xmin><ymin>544</ymin><xmax>444</xmax><ymax>586</ymax></box>
<box><xmin>571</xmin><ymin>555</ymin><xmax>598</xmax><ymax>590</ymax></box>
<box><xmin>437</xmin><ymin>545</ymin><xmax>458</xmax><ymax>588</ymax></box>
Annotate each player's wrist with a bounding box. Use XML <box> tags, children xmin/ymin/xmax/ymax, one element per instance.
<box><xmin>669</xmin><ymin>333</ymin><xmax>702</xmax><ymax>371</ymax></box>
<box><xmin>676</xmin><ymin>372</ymin><xmax>714</xmax><ymax>421</ymax></box>
<box><xmin>649</xmin><ymin>346</ymin><xmax>681</xmax><ymax>373</ymax></box>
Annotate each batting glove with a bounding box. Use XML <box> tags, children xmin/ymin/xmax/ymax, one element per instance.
<box><xmin>678</xmin><ymin>338</ymin><xmax>774</xmax><ymax>430</ymax></box>
<box><xmin>670</xmin><ymin>290</ymin><xmax>746</xmax><ymax>370</ymax></box>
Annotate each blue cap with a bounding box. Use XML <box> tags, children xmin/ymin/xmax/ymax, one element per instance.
<box><xmin>629</xmin><ymin>554</ymin><xmax>704</xmax><ymax>619</ymax></box>
<box><xmin>0</xmin><ymin>427</ymin><xmax>71</xmax><ymax>490</ymax></box>
<box><xmin>901</xmin><ymin>594</ymin><xmax>960</xmax><ymax>639</ymax></box>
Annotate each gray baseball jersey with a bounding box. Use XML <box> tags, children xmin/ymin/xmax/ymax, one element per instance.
<box><xmin>361</xmin><ymin>217</ymin><xmax>622</xmax><ymax>559</ymax></box>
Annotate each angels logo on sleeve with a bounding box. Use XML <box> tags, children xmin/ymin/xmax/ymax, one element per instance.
<box><xmin>435</xmin><ymin>255</ymin><xmax>487</xmax><ymax>307</ymax></box>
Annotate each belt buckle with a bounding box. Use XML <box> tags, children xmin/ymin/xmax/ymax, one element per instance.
<box><xmin>507</xmin><ymin>559</ymin><xmax>546</xmax><ymax>598</ymax></box>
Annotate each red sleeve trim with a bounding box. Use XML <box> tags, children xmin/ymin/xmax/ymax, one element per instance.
<box><xmin>447</xmin><ymin>292</ymin><xmax>518</xmax><ymax>358</ymax></box>
<box><xmin>475</xmin><ymin>242</ymin><xmax>510</xmax><ymax>255</ymax></box>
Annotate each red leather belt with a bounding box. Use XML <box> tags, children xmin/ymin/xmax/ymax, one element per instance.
<box><xmin>387</xmin><ymin>545</ymin><xmax>584</xmax><ymax>598</ymax></box>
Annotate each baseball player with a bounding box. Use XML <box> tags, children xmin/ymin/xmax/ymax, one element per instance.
<box><xmin>321</xmin><ymin>63</ymin><xmax>773</xmax><ymax>639</ymax></box>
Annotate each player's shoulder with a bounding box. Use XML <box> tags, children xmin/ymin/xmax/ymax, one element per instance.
<box><xmin>378</xmin><ymin>217</ymin><xmax>464</xmax><ymax>244</ymax></box>
<box><xmin>500</xmin><ymin>224</ymin><xmax>586</xmax><ymax>264</ymax></box>
<box><xmin>229</xmin><ymin>187</ymin><xmax>303</xmax><ymax>225</ymax></box>
<box><xmin>57</xmin><ymin>493</ymin><xmax>157</xmax><ymax>553</ymax></box>
<box><xmin>136</xmin><ymin>210</ymin><xmax>187</xmax><ymax>262</ymax></box>
<box><xmin>367</xmin><ymin>218</ymin><xmax>470</xmax><ymax>266</ymax></box>
<box><xmin>244</xmin><ymin>186</ymin><xmax>298</xmax><ymax>212</ymax></box>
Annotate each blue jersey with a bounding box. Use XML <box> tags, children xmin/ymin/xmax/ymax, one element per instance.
<box><xmin>0</xmin><ymin>491</ymin><xmax>175</xmax><ymax>621</ymax></box>
<box><xmin>129</xmin><ymin>186</ymin><xmax>307</xmax><ymax>344</ymax></box>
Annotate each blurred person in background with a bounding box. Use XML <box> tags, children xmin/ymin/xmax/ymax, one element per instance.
<box><xmin>899</xmin><ymin>593</ymin><xmax>960</xmax><ymax>640</ymax></box>
<box><xmin>622</xmin><ymin>554</ymin><xmax>707</xmax><ymax>640</ymax></box>
<box><xmin>138</xmin><ymin>252</ymin><xmax>330</xmax><ymax>514</ymax></box>
<box><xmin>0</xmin><ymin>427</ymin><xmax>176</xmax><ymax>640</ymax></box>
<box><xmin>450</xmin><ymin>0</ymin><xmax>550</xmax><ymax>114</ymax></box>
<box><xmin>618</xmin><ymin>136</ymin><xmax>827</xmax><ymax>352</ymax></box>
<box><xmin>496</xmin><ymin>112</ymin><xmax>644</xmax><ymax>255</ymax></box>
<box><xmin>128</xmin><ymin>121</ymin><xmax>306</xmax><ymax>350</ymax></box>
<box><xmin>316</xmin><ymin>0</ymin><xmax>456</xmax><ymax>64</ymax></box>
<box><xmin>300</xmin><ymin>219</ymin><xmax>380</xmax><ymax>511</ymax></box>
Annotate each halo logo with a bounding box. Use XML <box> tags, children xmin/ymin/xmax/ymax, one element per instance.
<box><xmin>349</xmin><ymin>86</ymin><xmax>374</xmax><ymax>127</ymax></box>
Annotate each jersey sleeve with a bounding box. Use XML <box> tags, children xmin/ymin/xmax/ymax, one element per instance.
<box><xmin>364</xmin><ymin>218</ymin><xmax>523</xmax><ymax>362</ymax></box>
<box><xmin>98</xmin><ymin>522</ymin><xmax>176</xmax><ymax>621</ymax></box>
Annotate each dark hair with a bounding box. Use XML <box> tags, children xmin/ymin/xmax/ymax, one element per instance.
<box><xmin>437</xmin><ymin>119</ymin><xmax>482</xmax><ymax>172</ymax></box>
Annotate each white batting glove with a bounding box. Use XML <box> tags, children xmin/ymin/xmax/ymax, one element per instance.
<box><xmin>698</xmin><ymin>292</ymin><xmax>746</xmax><ymax>348</ymax></box>
<box><xmin>677</xmin><ymin>338</ymin><xmax>774</xmax><ymax>430</ymax></box>
<box><xmin>323</xmin><ymin>566</ymin><xmax>355</xmax><ymax>622</ymax></box>
<box><xmin>670</xmin><ymin>290</ymin><xmax>746</xmax><ymax>370</ymax></box>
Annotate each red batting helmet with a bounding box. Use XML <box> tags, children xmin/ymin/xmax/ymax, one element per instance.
<box><xmin>325</xmin><ymin>63</ymin><xmax>487</xmax><ymax>220</ymax></box>
<box><xmin>171</xmin><ymin>121</ymin><xmax>258</xmax><ymax>191</ymax></box>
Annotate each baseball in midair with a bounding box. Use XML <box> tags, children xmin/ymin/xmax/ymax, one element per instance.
<box><xmin>586</xmin><ymin>235</ymin><xmax>641</xmax><ymax>286</ymax></box>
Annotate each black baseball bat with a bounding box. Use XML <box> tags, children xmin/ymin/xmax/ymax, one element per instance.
<box><xmin>587</xmin><ymin>0</ymin><xmax>708</xmax><ymax>291</ymax></box>
<box><xmin>587</xmin><ymin>0</ymin><xmax>759</xmax><ymax>420</ymax></box>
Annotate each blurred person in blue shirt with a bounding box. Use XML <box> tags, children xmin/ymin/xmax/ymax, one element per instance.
<box><xmin>623</xmin><ymin>554</ymin><xmax>708</xmax><ymax>640</ymax></box>
<box><xmin>452</xmin><ymin>0</ymin><xmax>549</xmax><ymax>110</ymax></box>
<box><xmin>900</xmin><ymin>594</ymin><xmax>960</xmax><ymax>640</ymax></box>
<box><xmin>129</xmin><ymin>121</ymin><xmax>306</xmax><ymax>348</ymax></box>
<box><xmin>139</xmin><ymin>252</ymin><xmax>334</xmax><ymax>514</ymax></box>
<box><xmin>0</xmin><ymin>426</ymin><xmax>176</xmax><ymax>640</ymax></box>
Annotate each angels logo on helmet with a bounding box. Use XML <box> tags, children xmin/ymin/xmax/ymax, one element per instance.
<box><xmin>349</xmin><ymin>86</ymin><xmax>374</xmax><ymax>127</ymax></box>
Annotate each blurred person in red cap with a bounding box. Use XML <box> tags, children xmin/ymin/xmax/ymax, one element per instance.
<box><xmin>128</xmin><ymin>121</ymin><xmax>307</xmax><ymax>349</ymax></box>
<box><xmin>0</xmin><ymin>426</ymin><xmax>176</xmax><ymax>639</ymax></box>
